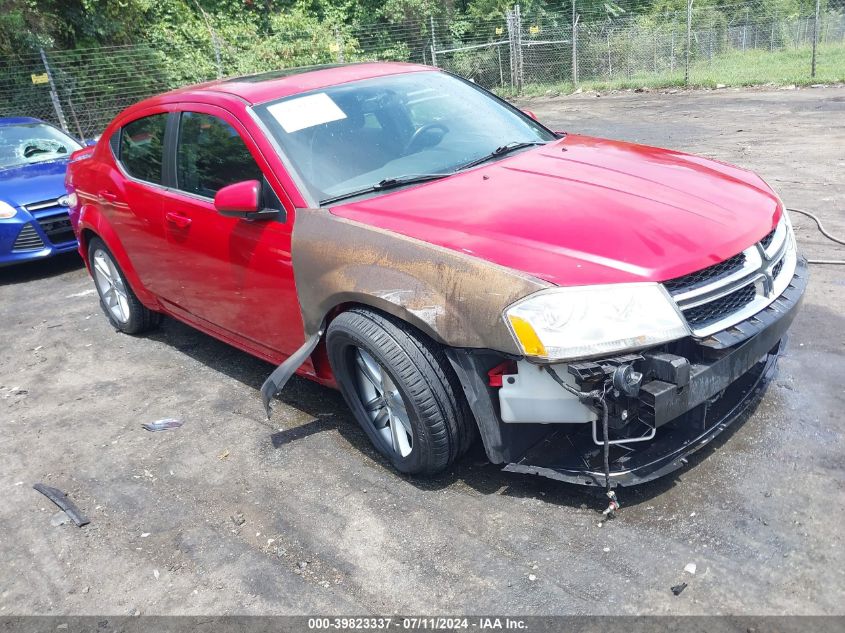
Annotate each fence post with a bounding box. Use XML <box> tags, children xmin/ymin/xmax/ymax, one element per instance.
<box><xmin>571</xmin><ymin>0</ymin><xmax>579</xmax><ymax>84</ymax></box>
<box><xmin>515</xmin><ymin>3</ymin><xmax>524</xmax><ymax>92</ymax></box>
<box><xmin>653</xmin><ymin>29</ymin><xmax>658</xmax><ymax>72</ymax></box>
<box><xmin>39</xmin><ymin>48</ymin><xmax>69</xmax><ymax>134</ymax></box>
<box><xmin>771</xmin><ymin>14</ymin><xmax>776</xmax><ymax>52</ymax></box>
<box><xmin>497</xmin><ymin>44</ymin><xmax>504</xmax><ymax>88</ymax></box>
<box><xmin>194</xmin><ymin>1</ymin><xmax>223</xmax><ymax>78</ymax></box>
<box><xmin>335</xmin><ymin>27</ymin><xmax>345</xmax><ymax>63</ymax></box>
<box><xmin>685</xmin><ymin>0</ymin><xmax>693</xmax><ymax>86</ymax></box>
<box><xmin>670</xmin><ymin>24</ymin><xmax>675</xmax><ymax>72</ymax></box>
<box><xmin>742</xmin><ymin>7</ymin><xmax>749</xmax><ymax>50</ymax></box>
<box><xmin>811</xmin><ymin>0</ymin><xmax>821</xmax><ymax>77</ymax></box>
<box><xmin>507</xmin><ymin>9</ymin><xmax>515</xmax><ymax>89</ymax></box>
<box><xmin>430</xmin><ymin>16</ymin><xmax>438</xmax><ymax>67</ymax></box>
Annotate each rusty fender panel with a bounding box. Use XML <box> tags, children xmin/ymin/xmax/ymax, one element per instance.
<box><xmin>292</xmin><ymin>208</ymin><xmax>552</xmax><ymax>354</ymax></box>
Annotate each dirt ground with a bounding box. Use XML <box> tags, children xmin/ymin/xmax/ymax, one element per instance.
<box><xmin>1</xmin><ymin>86</ymin><xmax>843</xmax><ymax>616</ymax></box>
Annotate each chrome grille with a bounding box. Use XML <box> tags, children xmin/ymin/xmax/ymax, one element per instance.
<box><xmin>683</xmin><ymin>283</ymin><xmax>756</xmax><ymax>328</ymax></box>
<box><xmin>24</xmin><ymin>198</ymin><xmax>61</xmax><ymax>212</ymax></box>
<box><xmin>12</xmin><ymin>224</ymin><xmax>46</xmax><ymax>251</ymax></box>
<box><xmin>663</xmin><ymin>252</ymin><xmax>746</xmax><ymax>295</ymax></box>
<box><xmin>664</xmin><ymin>217</ymin><xmax>796</xmax><ymax>339</ymax></box>
<box><xmin>759</xmin><ymin>227</ymin><xmax>777</xmax><ymax>250</ymax></box>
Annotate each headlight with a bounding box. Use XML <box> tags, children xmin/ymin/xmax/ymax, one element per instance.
<box><xmin>58</xmin><ymin>193</ymin><xmax>78</xmax><ymax>209</ymax></box>
<box><xmin>0</xmin><ymin>200</ymin><xmax>18</xmax><ymax>219</ymax></box>
<box><xmin>505</xmin><ymin>283</ymin><xmax>689</xmax><ymax>361</ymax></box>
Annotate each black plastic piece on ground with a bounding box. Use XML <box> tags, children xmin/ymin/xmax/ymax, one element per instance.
<box><xmin>671</xmin><ymin>582</ymin><xmax>688</xmax><ymax>596</ymax></box>
<box><xmin>33</xmin><ymin>484</ymin><xmax>90</xmax><ymax>527</ymax></box>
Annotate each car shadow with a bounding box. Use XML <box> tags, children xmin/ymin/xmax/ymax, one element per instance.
<box><xmin>145</xmin><ymin>315</ymin><xmax>769</xmax><ymax>511</ymax></box>
<box><xmin>0</xmin><ymin>252</ymin><xmax>83</xmax><ymax>285</ymax></box>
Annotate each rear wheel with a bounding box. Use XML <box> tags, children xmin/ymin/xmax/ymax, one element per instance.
<box><xmin>326</xmin><ymin>308</ymin><xmax>475</xmax><ymax>476</ymax></box>
<box><xmin>88</xmin><ymin>237</ymin><xmax>160</xmax><ymax>334</ymax></box>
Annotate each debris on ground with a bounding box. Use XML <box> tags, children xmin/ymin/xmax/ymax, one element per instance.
<box><xmin>50</xmin><ymin>511</ymin><xmax>70</xmax><ymax>527</ymax></box>
<box><xmin>684</xmin><ymin>562</ymin><xmax>697</xmax><ymax>575</ymax></box>
<box><xmin>671</xmin><ymin>582</ymin><xmax>688</xmax><ymax>596</ymax></box>
<box><xmin>218</xmin><ymin>450</ymin><xmax>230</xmax><ymax>461</ymax></box>
<box><xmin>231</xmin><ymin>513</ymin><xmax>245</xmax><ymax>526</ymax></box>
<box><xmin>602</xmin><ymin>490</ymin><xmax>620</xmax><ymax>518</ymax></box>
<box><xmin>142</xmin><ymin>418</ymin><xmax>183</xmax><ymax>432</ymax></box>
<box><xmin>34</xmin><ymin>483</ymin><xmax>90</xmax><ymax>527</ymax></box>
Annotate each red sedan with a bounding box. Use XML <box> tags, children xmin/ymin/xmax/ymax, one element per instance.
<box><xmin>66</xmin><ymin>63</ymin><xmax>806</xmax><ymax>489</ymax></box>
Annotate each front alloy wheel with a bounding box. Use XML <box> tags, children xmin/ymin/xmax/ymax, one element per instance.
<box><xmin>326</xmin><ymin>308</ymin><xmax>475</xmax><ymax>475</ymax></box>
<box><xmin>353</xmin><ymin>347</ymin><xmax>413</xmax><ymax>458</ymax></box>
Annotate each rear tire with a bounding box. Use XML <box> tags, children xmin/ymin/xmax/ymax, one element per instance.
<box><xmin>88</xmin><ymin>237</ymin><xmax>160</xmax><ymax>334</ymax></box>
<box><xmin>327</xmin><ymin>308</ymin><xmax>475</xmax><ymax>476</ymax></box>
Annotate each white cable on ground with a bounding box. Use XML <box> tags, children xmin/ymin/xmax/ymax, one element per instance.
<box><xmin>786</xmin><ymin>207</ymin><xmax>845</xmax><ymax>265</ymax></box>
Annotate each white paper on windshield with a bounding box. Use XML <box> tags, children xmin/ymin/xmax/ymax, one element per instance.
<box><xmin>267</xmin><ymin>93</ymin><xmax>347</xmax><ymax>133</ymax></box>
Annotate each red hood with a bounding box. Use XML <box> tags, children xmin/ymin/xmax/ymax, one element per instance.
<box><xmin>330</xmin><ymin>134</ymin><xmax>782</xmax><ymax>286</ymax></box>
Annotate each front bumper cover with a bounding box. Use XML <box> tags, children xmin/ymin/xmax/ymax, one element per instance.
<box><xmin>449</xmin><ymin>257</ymin><xmax>807</xmax><ymax>487</ymax></box>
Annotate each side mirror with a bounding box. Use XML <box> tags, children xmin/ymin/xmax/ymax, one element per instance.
<box><xmin>214</xmin><ymin>180</ymin><xmax>261</xmax><ymax>218</ymax></box>
<box><xmin>523</xmin><ymin>109</ymin><xmax>538</xmax><ymax>121</ymax></box>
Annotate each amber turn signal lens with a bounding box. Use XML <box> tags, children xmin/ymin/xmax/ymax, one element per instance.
<box><xmin>507</xmin><ymin>314</ymin><xmax>548</xmax><ymax>357</ymax></box>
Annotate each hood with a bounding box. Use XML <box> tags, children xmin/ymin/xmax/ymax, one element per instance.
<box><xmin>331</xmin><ymin>134</ymin><xmax>782</xmax><ymax>286</ymax></box>
<box><xmin>0</xmin><ymin>159</ymin><xmax>70</xmax><ymax>208</ymax></box>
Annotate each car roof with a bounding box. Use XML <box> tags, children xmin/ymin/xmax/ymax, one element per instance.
<box><xmin>0</xmin><ymin>117</ymin><xmax>45</xmax><ymax>127</ymax></box>
<box><xmin>147</xmin><ymin>62</ymin><xmax>434</xmax><ymax>108</ymax></box>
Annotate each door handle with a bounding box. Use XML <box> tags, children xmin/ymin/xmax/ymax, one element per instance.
<box><xmin>98</xmin><ymin>189</ymin><xmax>120</xmax><ymax>203</ymax></box>
<box><xmin>165</xmin><ymin>211</ymin><xmax>192</xmax><ymax>229</ymax></box>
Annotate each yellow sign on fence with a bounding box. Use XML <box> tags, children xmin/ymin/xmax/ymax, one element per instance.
<box><xmin>31</xmin><ymin>73</ymin><xmax>49</xmax><ymax>85</ymax></box>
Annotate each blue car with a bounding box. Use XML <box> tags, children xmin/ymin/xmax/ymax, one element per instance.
<box><xmin>0</xmin><ymin>117</ymin><xmax>85</xmax><ymax>267</ymax></box>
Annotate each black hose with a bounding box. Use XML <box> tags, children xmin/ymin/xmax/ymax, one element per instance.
<box><xmin>788</xmin><ymin>207</ymin><xmax>845</xmax><ymax>246</ymax></box>
<box><xmin>787</xmin><ymin>207</ymin><xmax>845</xmax><ymax>265</ymax></box>
<box><xmin>598</xmin><ymin>396</ymin><xmax>611</xmax><ymax>492</ymax></box>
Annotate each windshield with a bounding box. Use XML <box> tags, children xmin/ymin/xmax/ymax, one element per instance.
<box><xmin>254</xmin><ymin>71</ymin><xmax>556</xmax><ymax>205</ymax></box>
<box><xmin>0</xmin><ymin>123</ymin><xmax>82</xmax><ymax>169</ymax></box>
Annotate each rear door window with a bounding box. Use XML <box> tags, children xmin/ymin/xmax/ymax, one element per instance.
<box><xmin>176</xmin><ymin>112</ymin><xmax>262</xmax><ymax>198</ymax></box>
<box><xmin>119</xmin><ymin>114</ymin><xmax>167</xmax><ymax>184</ymax></box>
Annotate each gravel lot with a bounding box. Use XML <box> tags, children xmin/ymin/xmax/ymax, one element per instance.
<box><xmin>1</xmin><ymin>85</ymin><xmax>843</xmax><ymax>616</ymax></box>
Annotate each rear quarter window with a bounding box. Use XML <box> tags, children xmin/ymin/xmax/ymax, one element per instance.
<box><xmin>118</xmin><ymin>114</ymin><xmax>167</xmax><ymax>184</ymax></box>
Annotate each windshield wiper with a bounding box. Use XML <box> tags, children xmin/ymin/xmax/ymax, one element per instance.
<box><xmin>319</xmin><ymin>173</ymin><xmax>449</xmax><ymax>206</ymax></box>
<box><xmin>455</xmin><ymin>141</ymin><xmax>547</xmax><ymax>172</ymax></box>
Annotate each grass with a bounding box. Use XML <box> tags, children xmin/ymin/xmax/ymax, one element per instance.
<box><xmin>502</xmin><ymin>44</ymin><xmax>845</xmax><ymax>97</ymax></box>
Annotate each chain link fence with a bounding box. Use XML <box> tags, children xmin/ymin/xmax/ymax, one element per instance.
<box><xmin>435</xmin><ymin>1</ymin><xmax>845</xmax><ymax>92</ymax></box>
<box><xmin>1</xmin><ymin>0</ymin><xmax>842</xmax><ymax>140</ymax></box>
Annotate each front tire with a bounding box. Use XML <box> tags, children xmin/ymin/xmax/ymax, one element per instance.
<box><xmin>88</xmin><ymin>237</ymin><xmax>160</xmax><ymax>334</ymax></box>
<box><xmin>326</xmin><ymin>308</ymin><xmax>475</xmax><ymax>476</ymax></box>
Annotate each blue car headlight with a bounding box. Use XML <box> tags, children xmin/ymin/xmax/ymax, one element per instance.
<box><xmin>0</xmin><ymin>200</ymin><xmax>18</xmax><ymax>219</ymax></box>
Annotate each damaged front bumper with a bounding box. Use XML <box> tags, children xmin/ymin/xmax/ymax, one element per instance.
<box><xmin>447</xmin><ymin>257</ymin><xmax>808</xmax><ymax>487</ymax></box>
